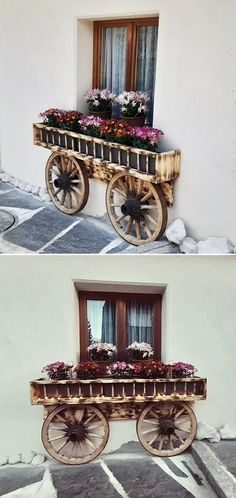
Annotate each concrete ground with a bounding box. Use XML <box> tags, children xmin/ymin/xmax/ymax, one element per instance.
<box><xmin>0</xmin><ymin>181</ymin><xmax>179</xmax><ymax>255</ymax></box>
<box><xmin>0</xmin><ymin>443</ymin><xmax>217</xmax><ymax>498</ymax></box>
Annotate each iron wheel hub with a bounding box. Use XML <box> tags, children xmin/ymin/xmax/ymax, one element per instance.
<box><xmin>66</xmin><ymin>423</ymin><xmax>88</xmax><ymax>443</ymax></box>
<box><xmin>159</xmin><ymin>418</ymin><xmax>175</xmax><ymax>436</ymax></box>
<box><xmin>121</xmin><ymin>197</ymin><xmax>142</xmax><ymax>220</ymax></box>
<box><xmin>54</xmin><ymin>172</ymin><xmax>71</xmax><ymax>190</ymax></box>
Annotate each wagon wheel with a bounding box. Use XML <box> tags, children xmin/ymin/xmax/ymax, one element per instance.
<box><xmin>105</xmin><ymin>172</ymin><xmax>167</xmax><ymax>245</ymax></box>
<box><xmin>45</xmin><ymin>152</ymin><xmax>89</xmax><ymax>214</ymax></box>
<box><xmin>137</xmin><ymin>402</ymin><xmax>197</xmax><ymax>457</ymax></box>
<box><xmin>41</xmin><ymin>404</ymin><xmax>109</xmax><ymax>465</ymax></box>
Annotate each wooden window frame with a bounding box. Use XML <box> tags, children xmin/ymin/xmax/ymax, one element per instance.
<box><xmin>78</xmin><ymin>290</ymin><xmax>162</xmax><ymax>361</ymax></box>
<box><xmin>93</xmin><ymin>17</ymin><xmax>159</xmax><ymax>91</ymax></box>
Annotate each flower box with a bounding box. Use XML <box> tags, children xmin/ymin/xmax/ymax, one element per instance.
<box><xmin>33</xmin><ymin>123</ymin><xmax>180</xmax><ymax>184</ymax></box>
<box><xmin>30</xmin><ymin>376</ymin><xmax>207</xmax><ymax>405</ymax></box>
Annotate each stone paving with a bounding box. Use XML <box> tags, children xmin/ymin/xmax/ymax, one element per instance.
<box><xmin>0</xmin><ymin>445</ymin><xmax>217</xmax><ymax>498</ymax></box>
<box><xmin>0</xmin><ymin>181</ymin><xmax>180</xmax><ymax>255</ymax></box>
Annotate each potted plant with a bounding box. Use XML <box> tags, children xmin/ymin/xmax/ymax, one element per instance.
<box><xmin>84</xmin><ymin>88</ymin><xmax>116</xmax><ymax>119</ymax></box>
<box><xmin>41</xmin><ymin>361</ymin><xmax>70</xmax><ymax>380</ymax></box>
<box><xmin>126</xmin><ymin>342</ymin><xmax>154</xmax><ymax>361</ymax></box>
<box><xmin>87</xmin><ymin>342</ymin><xmax>117</xmax><ymax>362</ymax></box>
<box><xmin>116</xmin><ymin>91</ymin><xmax>150</xmax><ymax>127</ymax></box>
<box><xmin>132</xmin><ymin>360</ymin><xmax>166</xmax><ymax>378</ymax></box>
<box><xmin>75</xmin><ymin>361</ymin><xmax>105</xmax><ymax>379</ymax></box>
<box><xmin>165</xmin><ymin>362</ymin><xmax>197</xmax><ymax>378</ymax></box>
<box><xmin>106</xmin><ymin>361</ymin><xmax>134</xmax><ymax>379</ymax></box>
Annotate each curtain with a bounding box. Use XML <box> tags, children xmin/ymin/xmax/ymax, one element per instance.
<box><xmin>101</xmin><ymin>300</ymin><xmax>116</xmax><ymax>343</ymax></box>
<box><xmin>127</xmin><ymin>301</ymin><xmax>153</xmax><ymax>345</ymax></box>
<box><xmin>135</xmin><ymin>25</ymin><xmax>158</xmax><ymax>124</ymax></box>
<box><xmin>87</xmin><ymin>300</ymin><xmax>116</xmax><ymax>344</ymax></box>
<box><xmin>101</xmin><ymin>27</ymin><xmax>127</xmax><ymax>95</ymax></box>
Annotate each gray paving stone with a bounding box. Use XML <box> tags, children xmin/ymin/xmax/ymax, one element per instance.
<box><xmin>106</xmin><ymin>458</ymin><xmax>194</xmax><ymax>498</ymax></box>
<box><xmin>4</xmin><ymin>207</ymin><xmax>74</xmax><ymax>251</ymax></box>
<box><xmin>0</xmin><ymin>181</ymin><xmax>13</xmax><ymax>191</ymax></box>
<box><xmin>121</xmin><ymin>238</ymin><xmax>180</xmax><ymax>254</ymax></box>
<box><xmin>0</xmin><ymin>188</ymin><xmax>43</xmax><ymax>209</ymax></box>
<box><xmin>51</xmin><ymin>463</ymin><xmax>120</xmax><ymax>498</ymax></box>
<box><xmin>0</xmin><ymin>467</ymin><xmax>44</xmax><ymax>495</ymax></box>
<box><xmin>43</xmin><ymin>219</ymin><xmax>115</xmax><ymax>254</ymax></box>
<box><xmin>206</xmin><ymin>441</ymin><xmax>236</xmax><ymax>479</ymax></box>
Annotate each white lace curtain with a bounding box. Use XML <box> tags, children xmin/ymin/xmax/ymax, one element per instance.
<box><xmin>100</xmin><ymin>24</ymin><xmax>158</xmax><ymax>123</ymax></box>
<box><xmin>88</xmin><ymin>299</ymin><xmax>153</xmax><ymax>346</ymax></box>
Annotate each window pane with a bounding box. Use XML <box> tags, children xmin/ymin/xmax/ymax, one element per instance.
<box><xmin>101</xmin><ymin>27</ymin><xmax>127</xmax><ymax>94</ymax></box>
<box><xmin>126</xmin><ymin>300</ymin><xmax>154</xmax><ymax>346</ymax></box>
<box><xmin>135</xmin><ymin>25</ymin><xmax>158</xmax><ymax>124</ymax></box>
<box><xmin>87</xmin><ymin>300</ymin><xmax>116</xmax><ymax>345</ymax></box>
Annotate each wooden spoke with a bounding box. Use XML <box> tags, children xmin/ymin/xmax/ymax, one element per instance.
<box><xmin>140</xmin><ymin>191</ymin><xmax>153</xmax><ymax>203</ymax></box>
<box><xmin>46</xmin><ymin>153</ymin><xmax>89</xmax><ymax>215</ymax></box>
<box><xmin>106</xmin><ymin>172</ymin><xmax>167</xmax><ymax>246</ymax></box>
<box><xmin>137</xmin><ymin>180</ymin><xmax>144</xmax><ymax>196</ymax></box>
<box><xmin>140</xmin><ymin>204</ymin><xmax>157</xmax><ymax>210</ymax></box>
<box><xmin>135</xmin><ymin>220</ymin><xmax>141</xmax><ymax>240</ymax></box>
<box><xmin>143</xmin><ymin>419</ymin><xmax>159</xmax><ymax>425</ymax></box>
<box><xmin>125</xmin><ymin>217</ymin><xmax>133</xmax><ymax>234</ymax></box>
<box><xmin>66</xmin><ymin>191</ymin><xmax>72</xmax><ymax>210</ymax></box>
<box><xmin>48</xmin><ymin>435</ymin><xmax>66</xmax><ymax>443</ymax></box>
<box><xmin>158</xmin><ymin>435</ymin><xmax>165</xmax><ymax>451</ymax></box>
<box><xmin>86</xmin><ymin>438</ymin><xmax>96</xmax><ymax>451</ymax></box>
<box><xmin>142</xmin><ymin>427</ymin><xmax>158</xmax><ymax>435</ymax></box>
<box><xmin>53</xmin><ymin>187</ymin><xmax>62</xmax><ymax>198</ymax></box>
<box><xmin>144</xmin><ymin>212</ymin><xmax>158</xmax><ymax>225</ymax></box>
<box><xmin>112</xmin><ymin>188</ymin><xmax>127</xmax><ymax>199</ymax></box>
<box><xmin>116</xmin><ymin>214</ymin><xmax>127</xmax><ymax>223</ymax></box>
<box><xmin>118</xmin><ymin>179</ymin><xmax>127</xmax><ymax>192</ymax></box>
<box><xmin>174</xmin><ymin>408</ymin><xmax>186</xmax><ymax>420</ymax></box>
<box><xmin>87</xmin><ymin>433</ymin><xmax>104</xmax><ymax>439</ymax></box>
<box><xmin>60</xmin><ymin>190</ymin><xmax>66</xmax><ymax>206</ymax></box>
<box><xmin>84</xmin><ymin>413</ymin><xmax>96</xmax><ymax>426</ymax></box>
<box><xmin>57</xmin><ymin>439</ymin><xmax>70</xmax><ymax>454</ymax></box>
<box><xmin>75</xmin><ymin>408</ymin><xmax>84</xmax><ymax>423</ymax></box>
<box><xmin>148</xmin><ymin>433</ymin><xmax>159</xmax><ymax>446</ymax></box>
<box><xmin>137</xmin><ymin>402</ymin><xmax>197</xmax><ymax>457</ymax></box>
<box><xmin>42</xmin><ymin>405</ymin><xmax>109</xmax><ymax>465</ymax></box>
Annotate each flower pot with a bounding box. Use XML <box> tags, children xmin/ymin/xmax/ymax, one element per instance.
<box><xmin>120</xmin><ymin>114</ymin><xmax>146</xmax><ymax>127</ymax></box>
<box><xmin>89</xmin><ymin>109</ymin><xmax>112</xmax><ymax>120</ymax></box>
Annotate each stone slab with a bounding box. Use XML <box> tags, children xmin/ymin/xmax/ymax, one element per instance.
<box><xmin>205</xmin><ymin>441</ymin><xmax>236</xmax><ymax>479</ymax></box>
<box><xmin>43</xmin><ymin>219</ymin><xmax>115</xmax><ymax>254</ymax></box>
<box><xmin>4</xmin><ymin>207</ymin><xmax>74</xmax><ymax>251</ymax></box>
<box><xmin>121</xmin><ymin>238</ymin><xmax>180</xmax><ymax>254</ymax></box>
<box><xmin>51</xmin><ymin>463</ymin><xmax>120</xmax><ymax>498</ymax></box>
<box><xmin>192</xmin><ymin>440</ymin><xmax>236</xmax><ymax>498</ymax></box>
<box><xmin>106</xmin><ymin>458</ymin><xmax>194</xmax><ymax>498</ymax></box>
<box><xmin>0</xmin><ymin>188</ymin><xmax>43</xmax><ymax>210</ymax></box>
<box><xmin>0</xmin><ymin>181</ymin><xmax>13</xmax><ymax>191</ymax></box>
<box><xmin>0</xmin><ymin>467</ymin><xmax>44</xmax><ymax>495</ymax></box>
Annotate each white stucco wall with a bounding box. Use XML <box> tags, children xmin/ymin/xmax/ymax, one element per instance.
<box><xmin>0</xmin><ymin>255</ymin><xmax>235</xmax><ymax>454</ymax></box>
<box><xmin>0</xmin><ymin>0</ymin><xmax>236</xmax><ymax>239</ymax></box>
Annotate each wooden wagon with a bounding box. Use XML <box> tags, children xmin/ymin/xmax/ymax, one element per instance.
<box><xmin>33</xmin><ymin>123</ymin><xmax>180</xmax><ymax>245</ymax></box>
<box><xmin>30</xmin><ymin>376</ymin><xmax>206</xmax><ymax>465</ymax></box>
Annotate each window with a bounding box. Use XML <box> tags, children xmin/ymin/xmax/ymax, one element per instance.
<box><xmin>93</xmin><ymin>18</ymin><xmax>158</xmax><ymax>122</ymax></box>
<box><xmin>79</xmin><ymin>291</ymin><xmax>162</xmax><ymax>361</ymax></box>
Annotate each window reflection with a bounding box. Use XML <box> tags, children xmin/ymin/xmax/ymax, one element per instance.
<box><xmin>87</xmin><ymin>300</ymin><xmax>116</xmax><ymax>345</ymax></box>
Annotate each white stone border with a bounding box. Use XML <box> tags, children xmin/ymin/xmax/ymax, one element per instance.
<box><xmin>0</xmin><ymin>170</ymin><xmax>51</xmax><ymax>202</ymax></box>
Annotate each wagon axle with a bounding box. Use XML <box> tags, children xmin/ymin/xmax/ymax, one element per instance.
<box><xmin>67</xmin><ymin>423</ymin><xmax>88</xmax><ymax>443</ymax></box>
<box><xmin>159</xmin><ymin>418</ymin><xmax>175</xmax><ymax>436</ymax></box>
<box><xmin>120</xmin><ymin>197</ymin><xmax>143</xmax><ymax>220</ymax></box>
<box><xmin>54</xmin><ymin>172</ymin><xmax>72</xmax><ymax>191</ymax></box>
